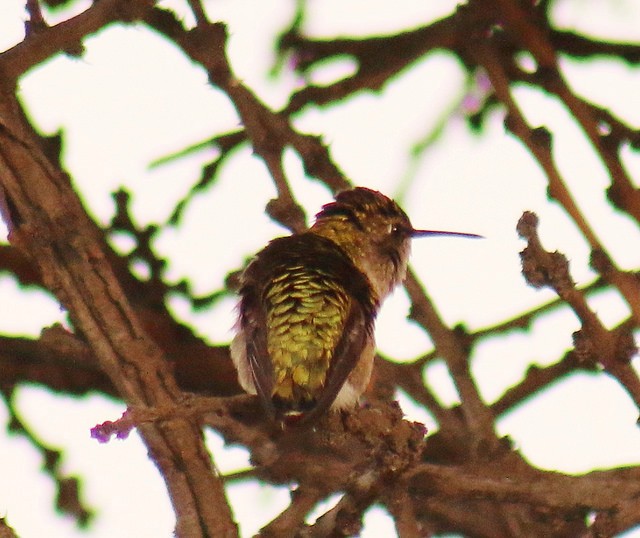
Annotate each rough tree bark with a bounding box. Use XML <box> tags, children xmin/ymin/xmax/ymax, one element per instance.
<box><xmin>1</xmin><ymin>1</ymin><xmax>639</xmax><ymax>537</ymax></box>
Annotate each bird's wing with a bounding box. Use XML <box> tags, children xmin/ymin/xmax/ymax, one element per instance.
<box><xmin>296</xmin><ymin>298</ymin><xmax>370</xmax><ymax>424</ymax></box>
<box><xmin>237</xmin><ymin>233</ymin><xmax>377</xmax><ymax>424</ymax></box>
<box><xmin>240</xmin><ymin>281</ymin><xmax>276</xmax><ymax>419</ymax></box>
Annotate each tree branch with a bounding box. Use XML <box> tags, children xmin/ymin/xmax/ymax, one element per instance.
<box><xmin>1</xmin><ymin>0</ymin><xmax>155</xmax><ymax>82</ymax></box>
<box><xmin>0</xmin><ymin>91</ymin><xmax>236</xmax><ymax>536</ymax></box>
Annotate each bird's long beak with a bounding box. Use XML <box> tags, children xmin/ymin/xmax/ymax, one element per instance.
<box><xmin>411</xmin><ymin>229</ymin><xmax>483</xmax><ymax>239</ymax></box>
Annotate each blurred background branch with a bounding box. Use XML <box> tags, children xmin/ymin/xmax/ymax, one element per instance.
<box><xmin>0</xmin><ymin>0</ymin><xmax>639</xmax><ymax>536</ymax></box>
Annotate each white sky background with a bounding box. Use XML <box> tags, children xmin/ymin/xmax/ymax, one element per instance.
<box><xmin>0</xmin><ymin>0</ymin><xmax>640</xmax><ymax>536</ymax></box>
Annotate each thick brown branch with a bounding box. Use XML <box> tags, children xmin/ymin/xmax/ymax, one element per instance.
<box><xmin>280</xmin><ymin>15</ymin><xmax>461</xmax><ymax>113</ymax></box>
<box><xmin>550</xmin><ymin>30</ymin><xmax>640</xmax><ymax>63</ymax></box>
<box><xmin>0</xmin><ymin>329</ymin><xmax>113</xmax><ymax>396</ymax></box>
<box><xmin>0</xmin><ymin>93</ymin><xmax>236</xmax><ymax>535</ymax></box>
<box><xmin>0</xmin><ymin>0</ymin><xmax>155</xmax><ymax>82</ymax></box>
<box><xmin>410</xmin><ymin>463</ymin><xmax>640</xmax><ymax>512</ymax></box>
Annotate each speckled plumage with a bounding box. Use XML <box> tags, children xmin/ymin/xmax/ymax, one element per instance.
<box><xmin>264</xmin><ymin>266</ymin><xmax>350</xmax><ymax>402</ymax></box>
<box><xmin>230</xmin><ymin>187</ymin><xmax>474</xmax><ymax>423</ymax></box>
<box><xmin>231</xmin><ymin>232</ymin><xmax>377</xmax><ymax>420</ymax></box>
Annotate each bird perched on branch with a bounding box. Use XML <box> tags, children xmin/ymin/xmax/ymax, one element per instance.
<box><xmin>231</xmin><ymin>187</ymin><xmax>478</xmax><ymax>424</ymax></box>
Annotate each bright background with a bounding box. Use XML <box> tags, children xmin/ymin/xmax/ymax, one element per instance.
<box><xmin>1</xmin><ymin>0</ymin><xmax>640</xmax><ymax>536</ymax></box>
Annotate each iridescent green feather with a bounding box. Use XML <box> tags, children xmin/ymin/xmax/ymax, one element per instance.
<box><xmin>237</xmin><ymin>231</ymin><xmax>378</xmax><ymax>418</ymax></box>
<box><xmin>263</xmin><ymin>267</ymin><xmax>349</xmax><ymax>404</ymax></box>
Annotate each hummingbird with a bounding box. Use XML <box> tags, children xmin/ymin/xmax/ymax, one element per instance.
<box><xmin>230</xmin><ymin>187</ymin><xmax>478</xmax><ymax>424</ymax></box>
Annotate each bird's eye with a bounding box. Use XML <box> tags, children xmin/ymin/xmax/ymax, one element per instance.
<box><xmin>389</xmin><ymin>223</ymin><xmax>402</xmax><ymax>235</ymax></box>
